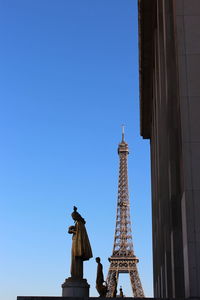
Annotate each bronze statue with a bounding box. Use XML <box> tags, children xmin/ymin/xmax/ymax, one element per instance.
<box><xmin>68</xmin><ymin>206</ymin><xmax>93</xmax><ymax>279</ymax></box>
<box><xmin>119</xmin><ymin>286</ymin><xmax>124</xmax><ymax>297</ymax></box>
<box><xmin>95</xmin><ymin>257</ymin><xmax>108</xmax><ymax>297</ymax></box>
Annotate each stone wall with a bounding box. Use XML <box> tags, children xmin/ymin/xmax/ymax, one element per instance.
<box><xmin>175</xmin><ymin>0</ymin><xmax>200</xmax><ymax>298</ymax></box>
<box><xmin>138</xmin><ymin>0</ymin><xmax>200</xmax><ymax>298</ymax></box>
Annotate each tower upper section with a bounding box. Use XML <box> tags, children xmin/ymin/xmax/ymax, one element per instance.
<box><xmin>118</xmin><ymin>126</ymin><xmax>129</xmax><ymax>155</ymax></box>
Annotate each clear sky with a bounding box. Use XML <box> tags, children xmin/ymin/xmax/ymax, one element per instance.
<box><xmin>0</xmin><ymin>1</ymin><xmax>152</xmax><ymax>299</ymax></box>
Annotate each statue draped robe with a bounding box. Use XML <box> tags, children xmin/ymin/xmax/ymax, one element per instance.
<box><xmin>71</xmin><ymin>220</ymin><xmax>93</xmax><ymax>279</ymax></box>
<box><xmin>96</xmin><ymin>262</ymin><xmax>104</xmax><ymax>287</ymax></box>
<box><xmin>96</xmin><ymin>262</ymin><xmax>106</xmax><ymax>296</ymax></box>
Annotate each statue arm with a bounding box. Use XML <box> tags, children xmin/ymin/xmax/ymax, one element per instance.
<box><xmin>68</xmin><ymin>225</ymin><xmax>76</xmax><ymax>234</ymax></box>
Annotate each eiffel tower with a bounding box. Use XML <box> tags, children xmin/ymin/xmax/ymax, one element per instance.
<box><xmin>106</xmin><ymin>127</ymin><xmax>144</xmax><ymax>297</ymax></box>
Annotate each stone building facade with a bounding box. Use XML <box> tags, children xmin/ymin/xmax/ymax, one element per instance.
<box><xmin>138</xmin><ymin>0</ymin><xmax>200</xmax><ymax>298</ymax></box>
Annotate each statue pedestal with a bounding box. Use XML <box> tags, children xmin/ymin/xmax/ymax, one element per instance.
<box><xmin>62</xmin><ymin>277</ymin><xmax>90</xmax><ymax>297</ymax></box>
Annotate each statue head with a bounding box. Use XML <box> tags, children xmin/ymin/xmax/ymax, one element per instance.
<box><xmin>96</xmin><ymin>257</ymin><xmax>101</xmax><ymax>263</ymax></box>
<box><xmin>71</xmin><ymin>206</ymin><xmax>86</xmax><ymax>224</ymax></box>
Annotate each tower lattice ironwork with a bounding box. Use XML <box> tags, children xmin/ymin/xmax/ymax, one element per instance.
<box><xmin>106</xmin><ymin>128</ymin><xmax>144</xmax><ymax>297</ymax></box>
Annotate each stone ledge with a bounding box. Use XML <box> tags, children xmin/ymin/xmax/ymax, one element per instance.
<box><xmin>16</xmin><ymin>298</ymin><xmax>200</xmax><ymax>300</ymax></box>
<box><xmin>16</xmin><ymin>297</ymin><xmax>170</xmax><ymax>300</ymax></box>
<box><xmin>17</xmin><ymin>296</ymin><xmax>155</xmax><ymax>300</ymax></box>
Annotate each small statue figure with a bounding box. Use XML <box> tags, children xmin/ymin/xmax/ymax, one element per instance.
<box><xmin>68</xmin><ymin>206</ymin><xmax>93</xmax><ymax>279</ymax></box>
<box><xmin>112</xmin><ymin>273</ymin><xmax>117</xmax><ymax>297</ymax></box>
<box><xmin>119</xmin><ymin>286</ymin><xmax>124</xmax><ymax>297</ymax></box>
<box><xmin>95</xmin><ymin>257</ymin><xmax>108</xmax><ymax>297</ymax></box>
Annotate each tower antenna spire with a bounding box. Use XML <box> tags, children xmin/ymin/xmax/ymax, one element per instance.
<box><xmin>122</xmin><ymin>124</ymin><xmax>125</xmax><ymax>142</ymax></box>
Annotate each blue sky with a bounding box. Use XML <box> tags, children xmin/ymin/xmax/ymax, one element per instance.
<box><xmin>0</xmin><ymin>1</ymin><xmax>152</xmax><ymax>299</ymax></box>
